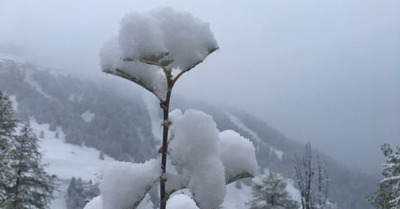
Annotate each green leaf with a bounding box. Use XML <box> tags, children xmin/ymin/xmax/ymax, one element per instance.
<box><xmin>160</xmin><ymin>60</ymin><xmax>174</xmax><ymax>67</ymax></box>
<box><xmin>226</xmin><ymin>172</ymin><xmax>254</xmax><ymax>185</ymax></box>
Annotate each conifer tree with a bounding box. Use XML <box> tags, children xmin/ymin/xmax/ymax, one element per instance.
<box><xmin>66</xmin><ymin>177</ymin><xmax>86</xmax><ymax>209</ymax></box>
<box><xmin>0</xmin><ymin>91</ymin><xmax>18</xmax><ymax>206</ymax></box>
<box><xmin>249</xmin><ymin>172</ymin><xmax>299</xmax><ymax>209</ymax></box>
<box><xmin>368</xmin><ymin>144</ymin><xmax>400</xmax><ymax>209</ymax></box>
<box><xmin>4</xmin><ymin>124</ymin><xmax>57</xmax><ymax>209</ymax></box>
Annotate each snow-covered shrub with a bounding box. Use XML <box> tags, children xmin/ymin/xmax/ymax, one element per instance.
<box><xmin>85</xmin><ymin>7</ymin><xmax>257</xmax><ymax>209</ymax></box>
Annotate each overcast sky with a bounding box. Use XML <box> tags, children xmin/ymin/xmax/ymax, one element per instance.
<box><xmin>1</xmin><ymin>0</ymin><xmax>399</xmax><ymax>175</ymax></box>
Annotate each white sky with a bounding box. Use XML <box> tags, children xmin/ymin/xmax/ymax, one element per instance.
<box><xmin>1</xmin><ymin>0</ymin><xmax>399</xmax><ymax>175</ymax></box>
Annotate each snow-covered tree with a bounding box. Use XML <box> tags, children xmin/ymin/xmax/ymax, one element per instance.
<box><xmin>4</xmin><ymin>124</ymin><xmax>57</xmax><ymax>209</ymax></box>
<box><xmin>66</xmin><ymin>177</ymin><xmax>99</xmax><ymax>209</ymax></box>
<box><xmin>0</xmin><ymin>91</ymin><xmax>18</xmax><ymax>206</ymax></box>
<box><xmin>368</xmin><ymin>144</ymin><xmax>400</xmax><ymax>209</ymax></box>
<box><xmin>249</xmin><ymin>172</ymin><xmax>299</xmax><ymax>209</ymax></box>
<box><xmin>85</xmin><ymin>7</ymin><xmax>258</xmax><ymax>209</ymax></box>
<box><xmin>294</xmin><ymin>142</ymin><xmax>335</xmax><ymax>209</ymax></box>
<box><xmin>66</xmin><ymin>177</ymin><xmax>85</xmax><ymax>209</ymax></box>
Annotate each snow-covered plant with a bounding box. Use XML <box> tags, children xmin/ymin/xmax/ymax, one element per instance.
<box><xmin>85</xmin><ymin>7</ymin><xmax>257</xmax><ymax>209</ymax></box>
<box><xmin>368</xmin><ymin>144</ymin><xmax>400</xmax><ymax>209</ymax></box>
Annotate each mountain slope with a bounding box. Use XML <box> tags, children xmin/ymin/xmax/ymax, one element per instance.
<box><xmin>0</xmin><ymin>58</ymin><xmax>377</xmax><ymax>209</ymax></box>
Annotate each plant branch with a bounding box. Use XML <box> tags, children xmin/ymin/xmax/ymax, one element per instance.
<box><xmin>104</xmin><ymin>69</ymin><xmax>163</xmax><ymax>102</ymax></box>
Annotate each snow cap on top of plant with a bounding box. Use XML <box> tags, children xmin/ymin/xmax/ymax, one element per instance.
<box><xmin>100</xmin><ymin>7</ymin><xmax>218</xmax><ymax>73</ymax></box>
<box><xmin>100</xmin><ymin>7</ymin><xmax>218</xmax><ymax>100</ymax></box>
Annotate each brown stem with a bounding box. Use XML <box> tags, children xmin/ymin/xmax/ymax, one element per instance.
<box><xmin>172</xmin><ymin>70</ymin><xmax>186</xmax><ymax>85</ymax></box>
<box><xmin>160</xmin><ymin>84</ymin><xmax>172</xmax><ymax>209</ymax></box>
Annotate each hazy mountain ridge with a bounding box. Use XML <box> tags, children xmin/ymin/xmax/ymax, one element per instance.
<box><xmin>0</xmin><ymin>58</ymin><xmax>377</xmax><ymax>209</ymax></box>
<box><xmin>0</xmin><ymin>58</ymin><xmax>156</xmax><ymax>163</ymax></box>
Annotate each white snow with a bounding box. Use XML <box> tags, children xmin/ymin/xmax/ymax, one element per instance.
<box><xmin>99</xmin><ymin>159</ymin><xmax>161</xmax><ymax>209</ymax></box>
<box><xmin>119</xmin><ymin>12</ymin><xmax>167</xmax><ymax>60</ymax></box>
<box><xmin>50</xmin><ymin>181</ymin><xmax>69</xmax><ymax>209</ymax></box>
<box><xmin>169</xmin><ymin>109</ymin><xmax>226</xmax><ymax>208</ymax></box>
<box><xmin>84</xmin><ymin>196</ymin><xmax>103</xmax><ymax>209</ymax></box>
<box><xmin>188</xmin><ymin>157</ymin><xmax>226</xmax><ymax>209</ymax></box>
<box><xmin>219</xmin><ymin>130</ymin><xmax>257</xmax><ymax>180</ymax></box>
<box><xmin>285</xmin><ymin>178</ymin><xmax>301</xmax><ymax>204</ymax></box>
<box><xmin>81</xmin><ymin>110</ymin><xmax>95</xmax><ymax>123</ymax></box>
<box><xmin>149</xmin><ymin>7</ymin><xmax>218</xmax><ymax>71</ymax></box>
<box><xmin>27</xmin><ymin>105</ymin><xmax>260</xmax><ymax>209</ymax></box>
<box><xmin>100</xmin><ymin>7</ymin><xmax>218</xmax><ymax>99</ymax></box>
<box><xmin>37</xmin><ymin>135</ymin><xmax>114</xmax><ymax>181</ymax></box>
<box><xmin>167</xmin><ymin>109</ymin><xmax>262</xmax><ymax>208</ymax></box>
<box><xmin>167</xmin><ymin>194</ymin><xmax>199</xmax><ymax>209</ymax></box>
<box><xmin>222</xmin><ymin>182</ymin><xmax>252</xmax><ymax>209</ymax></box>
<box><xmin>169</xmin><ymin>109</ymin><xmax>220</xmax><ymax>168</ymax></box>
<box><xmin>117</xmin><ymin>7</ymin><xmax>218</xmax><ymax>71</ymax></box>
<box><xmin>84</xmin><ymin>193</ymin><xmax>154</xmax><ymax>209</ymax></box>
<box><xmin>28</xmin><ymin>118</ymin><xmax>115</xmax><ymax>209</ymax></box>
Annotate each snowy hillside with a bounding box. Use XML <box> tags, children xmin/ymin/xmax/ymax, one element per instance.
<box><xmin>0</xmin><ymin>57</ymin><xmax>377</xmax><ymax>209</ymax></box>
<box><xmin>28</xmin><ymin>118</ymin><xmax>114</xmax><ymax>208</ymax></box>
<box><xmin>31</xmin><ymin>119</ymin><xmax>114</xmax><ymax>180</ymax></box>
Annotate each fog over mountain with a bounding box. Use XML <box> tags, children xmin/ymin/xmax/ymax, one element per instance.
<box><xmin>1</xmin><ymin>0</ymin><xmax>399</xmax><ymax>176</ymax></box>
<box><xmin>0</xmin><ymin>58</ymin><xmax>378</xmax><ymax>208</ymax></box>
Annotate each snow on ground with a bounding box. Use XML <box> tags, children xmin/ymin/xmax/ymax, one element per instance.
<box><xmin>39</xmin><ymin>135</ymin><xmax>113</xmax><ymax>180</ymax></box>
<box><xmin>30</xmin><ymin>118</ymin><xmax>114</xmax><ymax>180</ymax></box>
<box><xmin>81</xmin><ymin>110</ymin><xmax>95</xmax><ymax>123</ymax></box>
<box><xmin>50</xmin><ymin>180</ymin><xmax>69</xmax><ymax>209</ymax></box>
<box><xmin>286</xmin><ymin>178</ymin><xmax>301</xmax><ymax>204</ymax></box>
<box><xmin>28</xmin><ymin>118</ymin><xmax>115</xmax><ymax>209</ymax></box>
<box><xmin>222</xmin><ymin>182</ymin><xmax>252</xmax><ymax>209</ymax></box>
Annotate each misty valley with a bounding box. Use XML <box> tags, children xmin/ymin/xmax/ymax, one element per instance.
<box><xmin>0</xmin><ymin>56</ymin><xmax>379</xmax><ymax>209</ymax></box>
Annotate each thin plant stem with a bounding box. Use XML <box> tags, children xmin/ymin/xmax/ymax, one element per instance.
<box><xmin>160</xmin><ymin>77</ymin><xmax>173</xmax><ymax>209</ymax></box>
